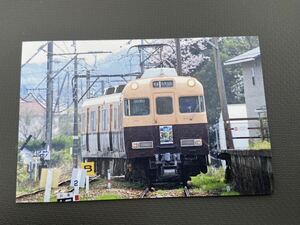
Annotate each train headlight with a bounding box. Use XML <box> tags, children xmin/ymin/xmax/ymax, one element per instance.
<box><xmin>131</xmin><ymin>82</ymin><xmax>138</xmax><ymax>90</ymax></box>
<box><xmin>180</xmin><ymin>139</ymin><xmax>202</xmax><ymax>147</ymax></box>
<box><xmin>187</xmin><ymin>79</ymin><xmax>196</xmax><ymax>87</ymax></box>
<box><xmin>132</xmin><ymin>141</ymin><xmax>153</xmax><ymax>149</ymax></box>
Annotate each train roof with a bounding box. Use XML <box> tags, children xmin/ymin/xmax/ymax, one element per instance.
<box><xmin>82</xmin><ymin>93</ymin><xmax>122</xmax><ymax>108</ymax></box>
<box><xmin>128</xmin><ymin>74</ymin><xmax>203</xmax><ymax>87</ymax></box>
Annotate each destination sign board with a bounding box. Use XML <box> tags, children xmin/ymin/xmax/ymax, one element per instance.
<box><xmin>153</xmin><ymin>80</ymin><xmax>173</xmax><ymax>88</ymax></box>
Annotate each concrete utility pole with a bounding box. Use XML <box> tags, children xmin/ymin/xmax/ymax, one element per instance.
<box><xmin>72</xmin><ymin>41</ymin><xmax>79</xmax><ymax>168</ymax></box>
<box><xmin>100</xmin><ymin>80</ymin><xmax>105</xmax><ymax>95</ymax></box>
<box><xmin>70</xmin><ymin>46</ymin><xmax>111</xmax><ymax>168</ymax></box>
<box><xmin>212</xmin><ymin>37</ymin><xmax>234</xmax><ymax>149</ymax></box>
<box><xmin>175</xmin><ymin>38</ymin><xmax>183</xmax><ymax>76</ymax></box>
<box><xmin>57</xmin><ymin>77</ymin><xmax>60</xmax><ymax>112</ymax></box>
<box><xmin>86</xmin><ymin>70</ymin><xmax>91</xmax><ymax>99</ymax></box>
<box><xmin>45</xmin><ymin>41</ymin><xmax>53</xmax><ymax>165</ymax></box>
<box><xmin>139</xmin><ymin>40</ymin><xmax>145</xmax><ymax>74</ymax></box>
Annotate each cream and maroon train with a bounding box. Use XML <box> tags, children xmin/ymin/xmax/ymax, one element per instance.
<box><xmin>81</xmin><ymin>68</ymin><xmax>209</xmax><ymax>185</ymax></box>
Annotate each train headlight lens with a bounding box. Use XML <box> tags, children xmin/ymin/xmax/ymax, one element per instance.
<box><xmin>131</xmin><ymin>82</ymin><xmax>138</xmax><ymax>90</ymax></box>
<box><xmin>187</xmin><ymin>79</ymin><xmax>196</xmax><ymax>87</ymax></box>
<box><xmin>132</xmin><ymin>141</ymin><xmax>153</xmax><ymax>149</ymax></box>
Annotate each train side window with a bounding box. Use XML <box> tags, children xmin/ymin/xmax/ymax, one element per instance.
<box><xmin>179</xmin><ymin>96</ymin><xmax>205</xmax><ymax>113</ymax></box>
<box><xmin>86</xmin><ymin>108</ymin><xmax>89</xmax><ymax>133</ymax></box>
<box><xmin>90</xmin><ymin>111</ymin><xmax>96</xmax><ymax>132</ymax></box>
<box><xmin>156</xmin><ymin>97</ymin><xmax>173</xmax><ymax>114</ymax></box>
<box><xmin>101</xmin><ymin>109</ymin><xmax>108</xmax><ymax>131</ymax></box>
<box><xmin>124</xmin><ymin>98</ymin><xmax>150</xmax><ymax>116</ymax></box>
<box><xmin>113</xmin><ymin>107</ymin><xmax>118</xmax><ymax>129</ymax></box>
<box><xmin>81</xmin><ymin>112</ymin><xmax>85</xmax><ymax>132</ymax></box>
<box><xmin>124</xmin><ymin>99</ymin><xmax>130</xmax><ymax>116</ymax></box>
<box><xmin>199</xmin><ymin>96</ymin><xmax>206</xmax><ymax>112</ymax></box>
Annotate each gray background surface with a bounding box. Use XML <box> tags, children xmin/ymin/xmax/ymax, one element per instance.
<box><xmin>0</xmin><ymin>0</ymin><xmax>299</xmax><ymax>224</ymax></box>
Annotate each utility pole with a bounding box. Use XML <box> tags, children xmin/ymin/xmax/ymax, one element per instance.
<box><xmin>175</xmin><ymin>38</ymin><xmax>183</xmax><ymax>76</ymax></box>
<box><xmin>67</xmin><ymin>72</ymin><xmax>70</xmax><ymax>107</ymax></box>
<box><xmin>138</xmin><ymin>44</ymin><xmax>145</xmax><ymax>74</ymax></box>
<box><xmin>45</xmin><ymin>41</ymin><xmax>53</xmax><ymax>166</ymax></box>
<box><xmin>69</xmin><ymin>46</ymin><xmax>111</xmax><ymax>168</ymax></box>
<box><xmin>72</xmin><ymin>41</ymin><xmax>79</xmax><ymax>168</ymax></box>
<box><xmin>140</xmin><ymin>39</ymin><xmax>145</xmax><ymax>74</ymax></box>
<box><xmin>86</xmin><ymin>70</ymin><xmax>91</xmax><ymax>99</ymax></box>
<box><xmin>57</xmin><ymin>77</ymin><xmax>60</xmax><ymax>112</ymax></box>
<box><xmin>100</xmin><ymin>80</ymin><xmax>105</xmax><ymax>95</ymax></box>
<box><xmin>212</xmin><ymin>37</ymin><xmax>234</xmax><ymax>149</ymax></box>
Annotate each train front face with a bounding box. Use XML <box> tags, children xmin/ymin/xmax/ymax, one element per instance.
<box><xmin>122</xmin><ymin>75</ymin><xmax>209</xmax><ymax>182</ymax></box>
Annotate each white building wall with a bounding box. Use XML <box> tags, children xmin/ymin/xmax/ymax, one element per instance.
<box><xmin>219</xmin><ymin>104</ymin><xmax>250</xmax><ymax>150</ymax></box>
<box><xmin>242</xmin><ymin>59</ymin><xmax>266</xmax><ymax>117</ymax></box>
<box><xmin>242</xmin><ymin>59</ymin><xmax>266</xmax><ymax>137</ymax></box>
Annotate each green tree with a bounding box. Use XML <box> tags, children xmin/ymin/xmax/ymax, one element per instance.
<box><xmin>195</xmin><ymin>36</ymin><xmax>259</xmax><ymax>125</ymax></box>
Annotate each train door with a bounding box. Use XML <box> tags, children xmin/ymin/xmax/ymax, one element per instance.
<box><xmin>154</xmin><ymin>93</ymin><xmax>176</xmax><ymax>124</ymax></box>
<box><xmin>154</xmin><ymin>93</ymin><xmax>176</xmax><ymax>145</ymax></box>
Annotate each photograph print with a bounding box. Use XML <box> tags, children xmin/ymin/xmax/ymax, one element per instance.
<box><xmin>16</xmin><ymin>36</ymin><xmax>273</xmax><ymax>203</ymax></box>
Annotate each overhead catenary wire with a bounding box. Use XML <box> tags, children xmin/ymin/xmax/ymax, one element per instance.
<box><xmin>21</xmin><ymin>42</ymin><xmax>48</xmax><ymax>69</ymax></box>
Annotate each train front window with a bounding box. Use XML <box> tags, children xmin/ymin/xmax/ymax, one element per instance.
<box><xmin>124</xmin><ymin>98</ymin><xmax>150</xmax><ymax>116</ymax></box>
<box><xmin>156</xmin><ymin>97</ymin><xmax>173</xmax><ymax>115</ymax></box>
<box><xmin>179</xmin><ymin>96</ymin><xmax>205</xmax><ymax>113</ymax></box>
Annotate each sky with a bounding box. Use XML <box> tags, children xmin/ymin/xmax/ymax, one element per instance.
<box><xmin>21</xmin><ymin>39</ymin><xmax>141</xmax><ymax>66</ymax></box>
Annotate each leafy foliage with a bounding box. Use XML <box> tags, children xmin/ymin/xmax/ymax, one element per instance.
<box><xmin>23</xmin><ymin>139</ymin><xmax>44</xmax><ymax>151</ymax></box>
<box><xmin>17</xmin><ymin>135</ymin><xmax>73</xmax><ymax>195</ymax></box>
<box><xmin>95</xmin><ymin>193</ymin><xmax>122</xmax><ymax>200</ymax></box>
<box><xmin>250</xmin><ymin>140</ymin><xmax>271</xmax><ymax>150</ymax></box>
<box><xmin>52</xmin><ymin>135</ymin><xmax>72</xmax><ymax>151</ymax></box>
<box><xmin>191</xmin><ymin>167</ymin><xmax>238</xmax><ymax>195</ymax></box>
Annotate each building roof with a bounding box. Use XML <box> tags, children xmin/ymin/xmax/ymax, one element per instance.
<box><xmin>224</xmin><ymin>47</ymin><xmax>260</xmax><ymax>65</ymax></box>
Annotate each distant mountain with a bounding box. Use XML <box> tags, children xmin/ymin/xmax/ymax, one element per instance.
<box><xmin>20</xmin><ymin>49</ymin><xmax>141</xmax><ymax>101</ymax></box>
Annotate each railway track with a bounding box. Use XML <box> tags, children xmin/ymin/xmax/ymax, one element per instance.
<box><xmin>139</xmin><ymin>185</ymin><xmax>191</xmax><ymax>198</ymax></box>
<box><xmin>16</xmin><ymin>179</ymin><xmax>71</xmax><ymax>199</ymax></box>
<box><xmin>16</xmin><ymin>175</ymin><xmax>101</xmax><ymax>200</ymax></box>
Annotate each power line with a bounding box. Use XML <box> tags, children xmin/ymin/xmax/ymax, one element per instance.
<box><xmin>21</xmin><ymin>42</ymin><xmax>48</xmax><ymax>68</ymax></box>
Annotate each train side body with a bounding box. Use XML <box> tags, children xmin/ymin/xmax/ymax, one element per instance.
<box><xmin>81</xmin><ymin>93</ymin><xmax>126</xmax><ymax>159</ymax></box>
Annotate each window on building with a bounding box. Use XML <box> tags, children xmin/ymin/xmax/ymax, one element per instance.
<box><xmin>124</xmin><ymin>98</ymin><xmax>150</xmax><ymax>116</ymax></box>
<box><xmin>156</xmin><ymin>97</ymin><xmax>173</xmax><ymax>115</ymax></box>
<box><xmin>251</xmin><ymin>67</ymin><xmax>256</xmax><ymax>86</ymax></box>
<box><xmin>179</xmin><ymin>96</ymin><xmax>205</xmax><ymax>113</ymax></box>
<box><xmin>90</xmin><ymin>111</ymin><xmax>96</xmax><ymax>132</ymax></box>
